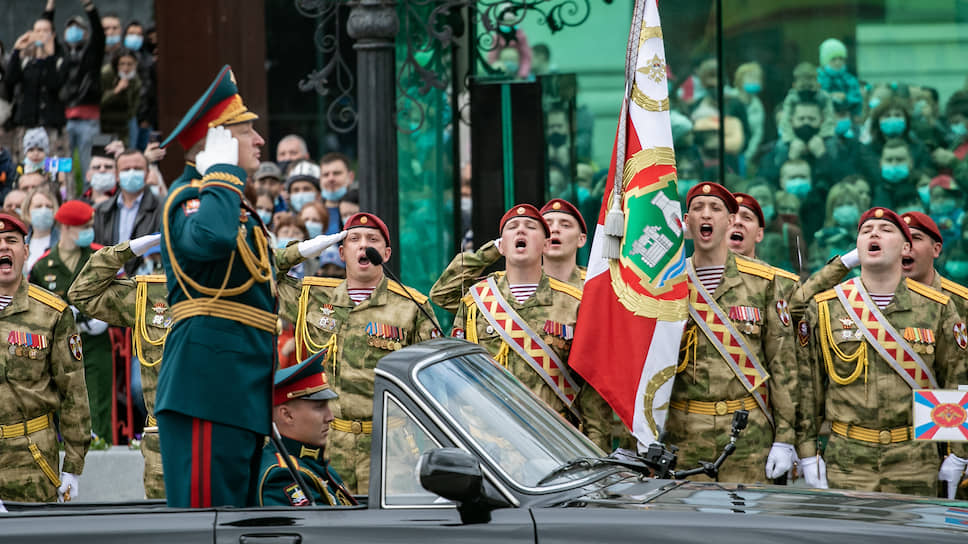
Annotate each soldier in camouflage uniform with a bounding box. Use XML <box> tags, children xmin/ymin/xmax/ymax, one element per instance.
<box><xmin>450</xmin><ymin>204</ymin><xmax>614</xmax><ymax>452</ymax></box>
<box><xmin>0</xmin><ymin>213</ymin><xmax>90</xmax><ymax>503</ymax></box>
<box><xmin>797</xmin><ymin>208</ymin><xmax>968</xmax><ymax>496</ymax></box>
<box><xmin>430</xmin><ymin>198</ymin><xmax>587</xmax><ymax>313</ymax></box>
<box><xmin>667</xmin><ymin>183</ymin><xmax>799</xmax><ymax>484</ymax></box>
<box><xmin>277</xmin><ymin>212</ymin><xmax>437</xmax><ymax>495</ymax></box>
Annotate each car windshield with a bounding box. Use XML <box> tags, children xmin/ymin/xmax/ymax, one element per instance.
<box><xmin>416</xmin><ymin>352</ymin><xmax>605</xmax><ymax>489</ymax></box>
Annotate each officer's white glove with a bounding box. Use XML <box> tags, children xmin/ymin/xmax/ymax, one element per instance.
<box><xmin>57</xmin><ymin>472</ymin><xmax>79</xmax><ymax>502</ymax></box>
<box><xmin>130</xmin><ymin>233</ymin><xmax>161</xmax><ymax>256</ymax></box>
<box><xmin>840</xmin><ymin>248</ymin><xmax>860</xmax><ymax>269</ymax></box>
<box><xmin>298</xmin><ymin>231</ymin><xmax>347</xmax><ymax>258</ymax></box>
<box><xmin>77</xmin><ymin>317</ymin><xmax>108</xmax><ymax>336</ymax></box>
<box><xmin>69</xmin><ymin>305</ymin><xmax>80</xmax><ymax>321</ymax></box>
<box><xmin>938</xmin><ymin>454</ymin><xmax>968</xmax><ymax>499</ymax></box>
<box><xmin>799</xmin><ymin>455</ymin><xmax>828</xmax><ymax>489</ymax></box>
<box><xmin>194</xmin><ymin>126</ymin><xmax>238</xmax><ymax>175</ymax></box>
<box><xmin>765</xmin><ymin>442</ymin><xmax>798</xmax><ymax>479</ymax></box>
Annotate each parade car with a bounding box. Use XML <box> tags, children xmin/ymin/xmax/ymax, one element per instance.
<box><xmin>3</xmin><ymin>338</ymin><xmax>967</xmax><ymax>542</ymax></box>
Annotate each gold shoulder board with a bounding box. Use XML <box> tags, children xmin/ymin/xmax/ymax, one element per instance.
<box><xmin>549</xmin><ymin>277</ymin><xmax>582</xmax><ymax>301</ymax></box>
<box><xmin>579</xmin><ymin>267</ymin><xmax>587</xmax><ymax>280</ymax></box>
<box><xmin>387</xmin><ymin>280</ymin><xmax>429</xmax><ymax>305</ymax></box>
<box><xmin>302</xmin><ymin>277</ymin><xmax>344</xmax><ymax>288</ymax></box>
<box><xmin>906</xmin><ymin>278</ymin><xmax>950</xmax><ymax>305</ymax></box>
<box><xmin>771</xmin><ymin>267</ymin><xmax>800</xmax><ymax>282</ymax></box>
<box><xmin>940</xmin><ymin>277</ymin><xmax>968</xmax><ymax>302</ymax></box>
<box><xmin>813</xmin><ymin>289</ymin><xmax>837</xmax><ymax>303</ymax></box>
<box><xmin>27</xmin><ymin>285</ymin><xmax>68</xmax><ymax>312</ymax></box>
<box><xmin>136</xmin><ymin>274</ymin><xmax>167</xmax><ymax>284</ymax></box>
<box><xmin>735</xmin><ymin>256</ymin><xmax>775</xmax><ymax>280</ymax></box>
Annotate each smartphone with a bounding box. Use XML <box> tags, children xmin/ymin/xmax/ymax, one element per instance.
<box><xmin>148</xmin><ymin>130</ymin><xmax>162</xmax><ymax>144</ymax></box>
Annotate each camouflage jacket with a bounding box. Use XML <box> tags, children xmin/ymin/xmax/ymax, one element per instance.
<box><xmin>932</xmin><ymin>271</ymin><xmax>968</xmax><ymax>319</ymax></box>
<box><xmin>797</xmin><ymin>277</ymin><xmax>968</xmax><ymax>458</ymax></box>
<box><xmin>451</xmin><ymin>271</ymin><xmax>613</xmax><ymax>450</ymax></box>
<box><xmin>789</xmin><ymin>256</ymin><xmax>850</xmax><ymax>325</ymax></box>
<box><xmin>430</xmin><ymin>240</ymin><xmax>585</xmax><ymax>313</ymax></box>
<box><xmin>0</xmin><ymin>278</ymin><xmax>90</xmax><ymax>474</ymax></box>
<box><xmin>674</xmin><ymin>253</ymin><xmax>799</xmax><ymax>444</ymax></box>
<box><xmin>278</xmin><ymin>275</ymin><xmax>438</xmax><ymax>421</ymax></box>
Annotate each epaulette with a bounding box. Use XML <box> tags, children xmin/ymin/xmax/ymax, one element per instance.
<box><xmin>387</xmin><ymin>280</ymin><xmax>428</xmax><ymax>305</ymax></box>
<box><xmin>813</xmin><ymin>289</ymin><xmax>837</xmax><ymax>303</ymax></box>
<box><xmin>771</xmin><ymin>267</ymin><xmax>800</xmax><ymax>282</ymax></box>
<box><xmin>940</xmin><ymin>277</ymin><xmax>968</xmax><ymax>302</ymax></box>
<box><xmin>735</xmin><ymin>256</ymin><xmax>774</xmax><ymax>280</ymax></box>
<box><xmin>302</xmin><ymin>277</ymin><xmax>343</xmax><ymax>288</ymax></box>
<box><xmin>549</xmin><ymin>277</ymin><xmax>582</xmax><ymax>301</ymax></box>
<box><xmin>136</xmin><ymin>274</ymin><xmax>167</xmax><ymax>284</ymax></box>
<box><xmin>579</xmin><ymin>268</ymin><xmax>587</xmax><ymax>281</ymax></box>
<box><xmin>906</xmin><ymin>278</ymin><xmax>950</xmax><ymax>305</ymax></box>
<box><xmin>28</xmin><ymin>285</ymin><xmax>68</xmax><ymax>312</ymax></box>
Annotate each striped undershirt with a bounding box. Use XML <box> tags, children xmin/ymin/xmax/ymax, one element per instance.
<box><xmin>869</xmin><ymin>293</ymin><xmax>894</xmax><ymax>309</ymax></box>
<box><xmin>694</xmin><ymin>265</ymin><xmax>725</xmax><ymax>294</ymax></box>
<box><xmin>347</xmin><ymin>287</ymin><xmax>375</xmax><ymax>305</ymax></box>
<box><xmin>0</xmin><ymin>295</ymin><xmax>11</xmax><ymax>311</ymax></box>
<box><xmin>509</xmin><ymin>283</ymin><xmax>538</xmax><ymax>304</ymax></box>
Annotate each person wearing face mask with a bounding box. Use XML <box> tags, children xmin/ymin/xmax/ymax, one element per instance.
<box><xmin>760</xmin><ymin>94</ymin><xmax>846</xmax><ymax>192</ymax></box>
<box><xmin>121</xmin><ymin>20</ymin><xmax>157</xmax><ymax>149</ymax></box>
<box><xmin>23</xmin><ymin>187</ymin><xmax>60</xmax><ymax>273</ymax></box>
<box><xmin>83</xmin><ymin>148</ymin><xmax>117</xmax><ymax>205</ymax></box>
<box><xmin>861</xmin><ymin>98</ymin><xmax>930</xmax><ymax>182</ymax></box>
<box><xmin>926</xmin><ymin>175</ymin><xmax>965</xmax><ymax>245</ymax></box>
<box><xmin>320</xmin><ymin>152</ymin><xmax>356</xmax><ymax>233</ymax></box>
<box><xmin>28</xmin><ymin>200</ymin><xmax>113</xmax><ymax>440</ymax></box>
<box><xmin>19</xmin><ymin>127</ymin><xmax>50</xmax><ymax>177</ymax></box>
<box><xmin>733</xmin><ymin>62</ymin><xmax>765</xmax><ymax>166</ymax></box>
<box><xmin>100</xmin><ymin>12</ymin><xmax>122</xmax><ymax>62</ymax></box>
<box><xmin>777</xmin><ymin>158</ymin><xmax>829</xmax><ymax>243</ymax></box>
<box><xmin>99</xmin><ymin>48</ymin><xmax>141</xmax><ymax>146</ymax></box>
<box><xmin>286</xmin><ymin>160</ymin><xmax>322</xmax><ymax>216</ymax></box>
<box><xmin>871</xmin><ymin>139</ymin><xmax>923</xmax><ymax>213</ymax></box>
<box><xmin>254</xmin><ymin>161</ymin><xmax>287</xmax><ymax>213</ymax></box>
<box><xmin>93</xmin><ymin>149</ymin><xmax>162</xmax><ymax>275</ymax></box>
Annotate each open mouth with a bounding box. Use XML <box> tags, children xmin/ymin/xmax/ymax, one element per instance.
<box><xmin>698</xmin><ymin>224</ymin><xmax>713</xmax><ymax>240</ymax></box>
<box><xmin>902</xmin><ymin>256</ymin><xmax>914</xmax><ymax>268</ymax></box>
<box><xmin>358</xmin><ymin>255</ymin><xmax>371</xmax><ymax>266</ymax></box>
<box><xmin>515</xmin><ymin>239</ymin><xmax>527</xmax><ymax>250</ymax></box>
<box><xmin>868</xmin><ymin>242</ymin><xmax>881</xmax><ymax>255</ymax></box>
<box><xmin>729</xmin><ymin>231</ymin><xmax>744</xmax><ymax>242</ymax></box>
<box><xmin>0</xmin><ymin>255</ymin><xmax>12</xmax><ymax>272</ymax></box>
<box><xmin>549</xmin><ymin>237</ymin><xmax>562</xmax><ymax>248</ymax></box>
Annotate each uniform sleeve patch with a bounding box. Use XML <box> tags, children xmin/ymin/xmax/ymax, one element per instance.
<box><xmin>797</xmin><ymin>319</ymin><xmax>810</xmax><ymax>347</ymax></box>
<box><xmin>775</xmin><ymin>299</ymin><xmax>791</xmax><ymax>327</ymax></box>
<box><xmin>451</xmin><ymin>328</ymin><xmax>465</xmax><ymax>339</ymax></box>
<box><xmin>68</xmin><ymin>334</ymin><xmax>83</xmax><ymax>360</ymax></box>
<box><xmin>954</xmin><ymin>322</ymin><xmax>968</xmax><ymax>351</ymax></box>
<box><xmin>284</xmin><ymin>482</ymin><xmax>310</xmax><ymax>506</ymax></box>
<box><xmin>182</xmin><ymin>199</ymin><xmax>200</xmax><ymax>216</ymax></box>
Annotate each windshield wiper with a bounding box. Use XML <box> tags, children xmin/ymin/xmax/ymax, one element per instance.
<box><xmin>535</xmin><ymin>455</ymin><xmax>651</xmax><ymax>486</ymax></box>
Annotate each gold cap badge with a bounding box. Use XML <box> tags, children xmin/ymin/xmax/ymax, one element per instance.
<box><xmin>517</xmin><ymin>206</ymin><xmax>525</xmax><ymax>214</ymax></box>
<box><xmin>360</xmin><ymin>216</ymin><xmax>368</xmax><ymax>224</ymax></box>
<box><xmin>702</xmin><ymin>184</ymin><xmax>711</xmax><ymax>193</ymax></box>
<box><xmin>875</xmin><ymin>209</ymin><xmax>884</xmax><ymax>218</ymax></box>
<box><xmin>553</xmin><ymin>202</ymin><xmax>562</xmax><ymax>210</ymax></box>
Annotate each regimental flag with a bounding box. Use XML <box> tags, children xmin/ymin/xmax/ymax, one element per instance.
<box><xmin>913</xmin><ymin>390</ymin><xmax>968</xmax><ymax>441</ymax></box>
<box><xmin>569</xmin><ymin>0</ymin><xmax>688</xmax><ymax>448</ymax></box>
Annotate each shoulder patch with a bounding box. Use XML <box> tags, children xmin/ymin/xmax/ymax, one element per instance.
<box><xmin>27</xmin><ymin>285</ymin><xmax>68</xmax><ymax>312</ymax></box>
<box><xmin>771</xmin><ymin>267</ymin><xmax>800</xmax><ymax>282</ymax></box>
<box><xmin>940</xmin><ymin>277</ymin><xmax>968</xmax><ymax>302</ymax></box>
<box><xmin>548</xmin><ymin>277</ymin><xmax>582</xmax><ymax>301</ymax></box>
<box><xmin>136</xmin><ymin>274</ymin><xmax>167</xmax><ymax>284</ymax></box>
<box><xmin>302</xmin><ymin>277</ymin><xmax>344</xmax><ymax>288</ymax></box>
<box><xmin>813</xmin><ymin>289</ymin><xmax>837</xmax><ymax>303</ymax></box>
<box><xmin>387</xmin><ymin>280</ymin><xmax>429</xmax><ymax>305</ymax></box>
<box><xmin>735</xmin><ymin>257</ymin><xmax>775</xmax><ymax>280</ymax></box>
<box><xmin>906</xmin><ymin>278</ymin><xmax>950</xmax><ymax>305</ymax></box>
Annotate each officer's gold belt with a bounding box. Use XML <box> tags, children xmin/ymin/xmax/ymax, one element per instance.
<box><xmin>0</xmin><ymin>413</ymin><xmax>53</xmax><ymax>439</ymax></box>
<box><xmin>831</xmin><ymin>421</ymin><xmax>912</xmax><ymax>445</ymax></box>
<box><xmin>670</xmin><ymin>396</ymin><xmax>758</xmax><ymax>416</ymax></box>
<box><xmin>171</xmin><ymin>299</ymin><xmax>280</xmax><ymax>334</ymax></box>
<box><xmin>331</xmin><ymin>418</ymin><xmax>372</xmax><ymax>434</ymax></box>
<box><xmin>144</xmin><ymin>415</ymin><xmax>158</xmax><ymax>433</ymax></box>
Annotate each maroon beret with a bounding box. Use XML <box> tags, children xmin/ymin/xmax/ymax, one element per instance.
<box><xmin>858</xmin><ymin>207</ymin><xmax>912</xmax><ymax>244</ymax></box>
<box><xmin>500</xmin><ymin>204</ymin><xmax>550</xmax><ymax>237</ymax></box>
<box><xmin>343</xmin><ymin>212</ymin><xmax>390</xmax><ymax>245</ymax></box>
<box><xmin>901</xmin><ymin>211</ymin><xmax>942</xmax><ymax>244</ymax></box>
<box><xmin>686</xmin><ymin>182</ymin><xmax>739</xmax><ymax>214</ymax></box>
<box><xmin>732</xmin><ymin>192</ymin><xmax>765</xmax><ymax>227</ymax></box>
<box><xmin>540</xmin><ymin>198</ymin><xmax>587</xmax><ymax>234</ymax></box>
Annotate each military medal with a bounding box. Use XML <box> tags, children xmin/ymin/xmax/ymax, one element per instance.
<box><xmin>7</xmin><ymin>331</ymin><xmax>48</xmax><ymax>359</ymax></box>
<box><xmin>152</xmin><ymin>301</ymin><xmax>168</xmax><ymax>326</ymax></box>
<box><xmin>797</xmin><ymin>319</ymin><xmax>810</xmax><ymax>347</ymax></box>
<box><xmin>44</xmin><ymin>274</ymin><xmax>57</xmax><ymax>290</ymax></box>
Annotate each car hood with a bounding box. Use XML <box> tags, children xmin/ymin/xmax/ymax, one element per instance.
<box><xmin>560</xmin><ymin>477</ymin><xmax>968</xmax><ymax>534</ymax></box>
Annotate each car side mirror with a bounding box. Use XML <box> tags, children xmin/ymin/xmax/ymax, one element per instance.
<box><xmin>419</xmin><ymin>448</ymin><xmax>503</xmax><ymax>524</ymax></box>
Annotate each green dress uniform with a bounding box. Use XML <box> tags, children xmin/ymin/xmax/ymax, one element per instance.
<box><xmin>29</xmin><ymin>243</ymin><xmax>112</xmax><ymax>441</ymax></box>
<box><xmin>451</xmin><ymin>271</ymin><xmax>616</xmax><ymax>452</ymax></box>
<box><xmin>666</xmin><ymin>253</ymin><xmax>799</xmax><ymax>484</ymax></box>
<box><xmin>0</xmin><ymin>278</ymin><xmax>91</xmax><ymax>502</ymax></box>
<box><xmin>797</xmin><ymin>277</ymin><xmax>968</xmax><ymax>496</ymax></box>
<box><xmin>157</xmin><ymin>65</ymin><xmax>276</xmax><ymax>508</ymax></box>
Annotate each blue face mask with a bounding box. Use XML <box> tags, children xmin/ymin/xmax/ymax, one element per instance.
<box><xmin>64</xmin><ymin>26</ymin><xmax>84</xmax><ymax>45</ymax></box>
<box><xmin>835</xmin><ymin>118</ymin><xmax>853</xmax><ymax>137</ymax></box>
<box><xmin>879</xmin><ymin>117</ymin><xmax>906</xmax><ymax>136</ymax></box>
<box><xmin>289</xmin><ymin>191</ymin><xmax>316</xmax><ymax>212</ymax></box>
<box><xmin>119</xmin><ymin>169</ymin><xmax>146</xmax><ymax>193</ymax></box>
<box><xmin>743</xmin><ymin>82</ymin><xmax>761</xmax><ymax>95</ymax></box>
<box><xmin>868</xmin><ymin>98</ymin><xmax>881</xmax><ymax>110</ymax></box>
<box><xmin>832</xmin><ymin>204</ymin><xmax>860</xmax><ymax>228</ymax></box>
<box><xmin>676</xmin><ymin>179</ymin><xmax>699</xmax><ymax>200</ymax></box>
<box><xmin>23</xmin><ymin>159</ymin><xmax>44</xmax><ymax>174</ymax></box>
<box><xmin>305</xmin><ymin>220</ymin><xmax>323</xmax><ymax>238</ymax></box>
<box><xmin>30</xmin><ymin>207</ymin><xmax>54</xmax><ymax>232</ymax></box>
<box><xmin>106</xmin><ymin>34</ymin><xmax>121</xmax><ymax>46</ymax></box>
<box><xmin>784</xmin><ymin>177</ymin><xmax>812</xmax><ymax>199</ymax></box>
<box><xmin>320</xmin><ymin>186</ymin><xmax>347</xmax><ymax>202</ymax></box>
<box><xmin>76</xmin><ymin>227</ymin><xmax>95</xmax><ymax>248</ymax></box>
<box><xmin>824</xmin><ymin>64</ymin><xmax>845</xmax><ymax>75</ymax></box>
<box><xmin>952</xmin><ymin>123</ymin><xmax>968</xmax><ymax>137</ymax></box>
<box><xmin>917</xmin><ymin>186</ymin><xmax>932</xmax><ymax>208</ymax></box>
<box><xmin>761</xmin><ymin>204</ymin><xmax>776</xmax><ymax>223</ymax></box>
<box><xmin>276</xmin><ymin>237</ymin><xmax>295</xmax><ymax>250</ymax></box>
<box><xmin>881</xmin><ymin>163</ymin><xmax>909</xmax><ymax>183</ymax></box>
<box><xmin>257</xmin><ymin>210</ymin><xmax>273</xmax><ymax>226</ymax></box>
<box><xmin>124</xmin><ymin>34</ymin><xmax>143</xmax><ymax>51</ymax></box>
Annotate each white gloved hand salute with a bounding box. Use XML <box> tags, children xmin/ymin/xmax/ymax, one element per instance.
<box><xmin>799</xmin><ymin>455</ymin><xmax>828</xmax><ymax>489</ymax></box>
<box><xmin>840</xmin><ymin>247</ymin><xmax>860</xmax><ymax>269</ymax></box>
<box><xmin>765</xmin><ymin>442</ymin><xmax>798</xmax><ymax>479</ymax></box>
<box><xmin>130</xmin><ymin>233</ymin><xmax>162</xmax><ymax>257</ymax></box>
<box><xmin>194</xmin><ymin>126</ymin><xmax>239</xmax><ymax>175</ymax></box>
<box><xmin>298</xmin><ymin>230</ymin><xmax>348</xmax><ymax>259</ymax></box>
<box><xmin>938</xmin><ymin>454</ymin><xmax>968</xmax><ymax>499</ymax></box>
<box><xmin>57</xmin><ymin>472</ymin><xmax>79</xmax><ymax>502</ymax></box>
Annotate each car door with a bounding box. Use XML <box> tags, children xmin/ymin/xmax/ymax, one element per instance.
<box><xmin>3</xmin><ymin>507</ymin><xmax>215</xmax><ymax>544</ymax></box>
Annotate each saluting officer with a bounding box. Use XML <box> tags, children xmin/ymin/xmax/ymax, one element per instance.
<box><xmin>277</xmin><ymin>212</ymin><xmax>437</xmax><ymax>495</ymax></box>
<box><xmin>450</xmin><ymin>204</ymin><xmax>614</xmax><ymax>451</ymax></box>
<box><xmin>797</xmin><ymin>207</ymin><xmax>968</xmax><ymax>496</ymax></box>
<box><xmin>257</xmin><ymin>349</ymin><xmax>353</xmax><ymax>507</ymax></box>
<box><xmin>0</xmin><ymin>213</ymin><xmax>90</xmax><ymax>503</ymax></box>
<box><xmin>666</xmin><ymin>183</ymin><xmax>799</xmax><ymax>484</ymax></box>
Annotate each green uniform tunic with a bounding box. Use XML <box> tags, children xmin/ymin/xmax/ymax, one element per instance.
<box><xmin>257</xmin><ymin>435</ymin><xmax>353</xmax><ymax>507</ymax></box>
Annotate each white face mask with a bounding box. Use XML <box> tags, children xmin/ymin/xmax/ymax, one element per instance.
<box><xmin>90</xmin><ymin>172</ymin><xmax>116</xmax><ymax>193</ymax></box>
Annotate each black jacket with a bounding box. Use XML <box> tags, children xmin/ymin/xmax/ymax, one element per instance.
<box><xmin>54</xmin><ymin>6</ymin><xmax>106</xmax><ymax>110</ymax></box>
<box><xmin>4</xmin><ymin>48</ymin><xmax>68</xmax><ymax>128</ymax></box>
<box><xmin>93</xmin><ymin>188</ymin><xmax>163</xmax><ymax>275</ymax></box>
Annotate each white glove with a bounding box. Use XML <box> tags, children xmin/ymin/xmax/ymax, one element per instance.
<box><xmin>840</xmin><ymin>247</ymin><xmax>860</xmax><ymax>269</ymax></box>
<box><xmin>0</xmin><ymin>497</ymin><xmax>6</xmax><ymax>513</ymax></box>
<box><xmin>297</xmin><ymin>231</ymin><xmax>347</xmax><ymax>258</ymax></box>
<box><xmin>493</xmin><ymin>238</ymin><xmax>502</xmax><ymax>252</ymax></box>
<box><xmin>194</xmin><ymin>126</ymin><xmax>238</xmax><ymax>175</ymax></box>
<box><xmin>130</xmin><ymin>233</ymin><xmax>161</xmax><ymax>256</ymax></box>
<box><xmin>799</xmin><ymin>455</ymin><xmax>828</xmax><ymax>489</ymax></box>
<box><xmin>57</xmin><ymin>472</ymin><xmax>79</xmax><ymax>502</ymax></box>
<box><xmin>938</xmin><ymin>454</ymin><xmax>968</xmax><ymax>499</ymax></box>
<box><xmin>765</xmin><ymin>442</ymin><xmax>798</xmax><ymax>479</ymax></box>
<box><xmin>77</xmin><ymin>317</ymin><xmax>108</xmax><ymax>336</ymax></box>
<box><xmin>69</xmin><ymin>305</ymin><xmax>80</xmax><ymax>321</ymax></box>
